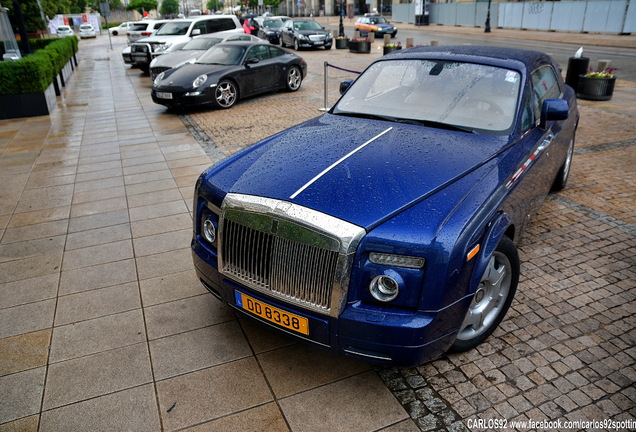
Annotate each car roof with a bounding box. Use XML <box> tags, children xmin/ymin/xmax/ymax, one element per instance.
<box><xmin>385</xmin><ymin>45</ymin><xmax>556</xmax><ymax>74</ymax></box>
<box><xmin>216</xmin><ymin>40</ymin><xmax>273</xmax><ymax>48</ymax></box>
<box><xmin>196</xmin><ymin>30</ymin><xmax>249</xmax><ymax>39</ymax></box>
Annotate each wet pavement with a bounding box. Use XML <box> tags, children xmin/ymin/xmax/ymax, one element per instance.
<box><xmin>0</xmin><ymin>22</ymin><xmax>634</xmax><ymax>432</ymax></box>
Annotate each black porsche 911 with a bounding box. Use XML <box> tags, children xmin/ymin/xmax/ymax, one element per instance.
<box><xmin>151</xmin><ymin>41</ymin><xmax>307</xmax><ymax>110</ymax></box>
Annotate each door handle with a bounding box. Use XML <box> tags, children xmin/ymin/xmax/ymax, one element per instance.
<box><xmin>538</xmin><ymin>133</ymin><xmax>554</xmax><ymax>152</ymax></box>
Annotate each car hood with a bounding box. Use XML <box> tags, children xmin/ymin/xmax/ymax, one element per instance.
<box><xmin>152</xmin><ymin>50</ymin><xmax>203</xmax><ymax>68</ymax></box>
<box><xmin>136</xmin><ymin>35</ymin><xmax>188</xmax><ymax>44</ymax></box>
<box><xmin>211</xmin><ymin>114</ymin><xmax>508</xmax><ymax>230</ymax></box>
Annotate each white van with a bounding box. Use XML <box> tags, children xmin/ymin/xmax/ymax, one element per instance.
<box><xmin>130</xmin><ymin>15</ymin><xmax>242</xmax><ymax>73</ymax></box>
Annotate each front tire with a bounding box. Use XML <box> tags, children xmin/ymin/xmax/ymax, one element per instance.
<box><xmin>213</xmin><ymin>80</ymin><xmax>238</xmax><ymax>109</ymax></box>
<box><xmin>294</xmin><ymin>38</ymin><xmax>300</xmax><ymax>50</ymax></box>
<box><xmin>285</xmin><ymin>66</ymin><xmax>302</xmax><ymax>92</ymax></box>
<box><xmin>451</xmin><ymin>235</ymin><xmax>519</xmax><ymax>352</ymax></box>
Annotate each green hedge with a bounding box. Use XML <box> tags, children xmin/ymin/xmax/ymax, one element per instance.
<box><xmin>0</xmin><ymin>37</ymin><xmax>78</xmax><ymax>95</ymax></box>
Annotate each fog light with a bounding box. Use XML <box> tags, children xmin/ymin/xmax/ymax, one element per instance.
<box><xmin>202</xmin><ymin>219</ymin><xmax>216</xmax><ymax>244</ymax></box>
<box><xmin>369</xmin><ymin>275</ymin><xmax>399</xmax><ymax>302</ymax></box>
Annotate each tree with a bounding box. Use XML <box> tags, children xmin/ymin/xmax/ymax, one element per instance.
<box><xmin>86</xmin><ymin>0</ymin><xmax>123</xmax><ymax>12</ymax></box>
<box><xmin>126</xmin><ymin>0</ymin><xmax>158</xmax><ymax>15</ymax></box>
<box><xmin>70</xmin><ymin>0</ymin><xmax>88</xmax><ymax>13</ymax></box>
<box><xmin>206</xmin><ymin>0</ymin><xmax>223</xmax><ymax>12</ymax></box>
<box><xmin>160</xmin><ymin>0</ymin><xmax>179</xmax><ymax>16</ymax></box>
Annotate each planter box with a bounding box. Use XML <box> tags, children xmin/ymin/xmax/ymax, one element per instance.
<box><xmin>335</xmin><ymin>38</ymin><xmax>349</xmax><ymax>49</ymax></box>
<box><xmin>0</xmin><ymin>81</ymin><xmax>57</xmax><ymax>120</ymax></box>
<box><xmin>383</xmin><ymin>46</ymin><xmax>402</xmax><ymax>55</ymax></box>
<box><xmin>576</xmin><ymin>76</ymin><xmax>616</xmax><ymax>101</ymax></box>
<box><xmin>349</xmin><ymin>41</ymin><xmax>371</xmax><ymax>53</ymax></box>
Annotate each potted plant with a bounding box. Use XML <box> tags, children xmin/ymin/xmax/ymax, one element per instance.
<box><xmin>335</xmin><ymin>36</ymin><xmax>349</xmax><ymax>49</ymax></box>
<box><xmin>383</xmin><ymin>41</ymin><xmax>402</xmax><ymax>55</ymax></box>
<box><xmin>577</xmin><ymin>67</ymin><xmax>617</xmax><ymax>101</ymax></box>
<box><xmin>349</xmin><ymin>37</ymin><xmax>371</xmax><ymax>54</ymax></box>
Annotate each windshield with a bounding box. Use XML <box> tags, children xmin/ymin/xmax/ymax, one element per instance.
<box><xmin>332</xmin><ymin>59</ymin><xmax>521</xmax><ymax>134</ymax></box>
<box><xmin>264</xmin><ymin>19</ymin><xmax>284</xmax><ymax>28</ymax></box>
<box><xmin>369</xmin><ymin>17</ymin><xmax>388</xmax><ymax>24</ymax></box>
<box><xmin>293</xmin><ymin>20</ymin><xmax>322</xmax><ymax>31</ymax></box>
<box><xmin>196</xmin><ymin>45</ymin><xmax>246</xmax><ymax>65</ymax></box>
<box><xmin>156</xmin><ymin>21</ymin><xmax>192</xmax><ymax>36</ymax></box>
<box><xmin>183</xmin><ymin>38</ymin><xmax>223</xmax><ymax>50</ymax></box>
<box><xmin>59</xmin><ymin>26</ymin><xmax>71</xmax><ymax>31</ymax></box>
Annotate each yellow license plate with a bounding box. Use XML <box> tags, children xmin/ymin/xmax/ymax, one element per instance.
<box><xmin>235</xmin><ymin>291</ymin><xmax>309</xmax><ymax>335</ymax></box>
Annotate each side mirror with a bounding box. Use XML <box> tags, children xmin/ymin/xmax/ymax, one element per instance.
<box><xmin>192</xmin><ymin>29</ymin><xmax>201</xmax><ymax>36</ymax></box>
<box><xmin>540</xmin><ymin>99</ymin><xmax>569</xmax><ymax>129</ymax></box>
<box><xmin>339</xmin><ymin>79</ymin><xmax>353</xmax><ymax>94</ymax></box>
<box><xmin>245</xmin><ymin>57</ymin><xmax>260</xmax><ymax>66</ymax></box>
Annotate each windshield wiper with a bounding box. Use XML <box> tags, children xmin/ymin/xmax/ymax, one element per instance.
<box><xmin>333</xmin><ymin>112</ymin><xmax>475</xmax><ymax>133</ymax></box>
<box><xmin>393</xmin><ymin>118</ymin><xmax>476</xmax><ymax>133</ymax></box>
<box><xmin>333</xmin><ymin>112</ymin><xmax>398</xmax><ymax>122</ymax></box>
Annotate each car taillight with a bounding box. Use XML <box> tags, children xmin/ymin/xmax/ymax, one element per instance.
<box><xmin>142</xmin><ymin>32</ymin><xmax>152</xmax><ymax>36</ymax></box>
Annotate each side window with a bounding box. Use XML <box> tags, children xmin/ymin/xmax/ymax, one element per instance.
<box><xmin>248</xmin><ymin>45</ymin><xmax>271</xmax><ymax>61</ymax></box>
<box><xmin>220</xmin><ymin>18</ymin><xmax>237</xmax><ymax>30</ymax></box>
<box><xmin>268</xmin><ymin>46</ymin><xmax>284</xmax><ymax>58</ymax></box>
<box><xmin>520</xmin><ymin>84</ymin><xmax>534</xmax><ymax>131</ymax></box>
<box><xmin>531</xmin><ymin>66</ymin><xmax>561</xmax><ymax>120</ymax></box>
<box><xmin>193</xmin><ymin>20</ymin><xmax>207</xmax><ymax>34</ymax></box>
<box><xmin>206</xmin><ymin>19</ymin><xmax>222</xmax><ymax>33</ymax></box>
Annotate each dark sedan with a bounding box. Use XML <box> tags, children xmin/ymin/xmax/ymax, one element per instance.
<box><xmin>280</xmin><ymin>19</ymin><xmax>332</xmax><ymax>50</ymax></box>
<box><xmin>191</xmin><ymin>46</ymin><xmax>579</xmax><ymax>366</ymax></box>
<box><xmin>151</xmin><ymin>41</ymin><xmax>307</xmax><ymax>110</ymax></box>
<box><xmin>256</xmin><ymin>17</ymin><xmax>287</xmax><ymax>44</ymax></box>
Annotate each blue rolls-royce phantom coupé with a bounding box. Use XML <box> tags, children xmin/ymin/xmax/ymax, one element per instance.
<box><xmin>191</xmin><ymin>46</ymin><xmax>579</xmax><ymax>366</ymax></box>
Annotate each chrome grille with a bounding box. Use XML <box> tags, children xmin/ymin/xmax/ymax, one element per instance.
<box><xmin>151</xmin><ymin>66</ymin><xmax>171</xmax><ymax>76</ymax></box>
<box><xmin>131</xmin><ymin>44</ymin><xmax>149</xmax><ymax>53</ymax></box>
<box><xmin>222</xmin><ymin>218</ymin><xmax>339</xmax><ymax>311</ymax></box>
<box><xmin>218</xmin><ymin>194</ymin><xmax>366</xmax><ymax>317</ymax></box>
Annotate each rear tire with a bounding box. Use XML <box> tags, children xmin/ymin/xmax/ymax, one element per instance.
<box><xmin>450</xmin><ymin>236</ymin><xmax>519</xmax><ymax>352</ymax></box>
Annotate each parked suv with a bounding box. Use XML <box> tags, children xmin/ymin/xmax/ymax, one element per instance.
<box><xmin>127</xmin><ymin>20</ymin><xmax>168</xmax><ymax>44</ymax></box>
<box><xmin>130</xmin><ymin>15</ymin><xmax>242</xmax><ymax>73</ymax></box>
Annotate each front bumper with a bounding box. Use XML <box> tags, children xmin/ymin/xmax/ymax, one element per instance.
<box><xmin>192</xmin><ymin>237</ymin><xmax>460</xmax><ymax>366</ymax></box>
<box><xmin>151</xmin><ymin>88</ymin><xmax>213</xmax><ymax>108</ymax></box>
<box><xmin>297</xmin><ymin>38</ymin><xmax>332</xmax><ymax>49</ymax></box>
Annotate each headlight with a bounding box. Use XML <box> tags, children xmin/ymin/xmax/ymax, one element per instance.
<box><xmin>369</xmin><ymin>275</ymin><xmax>399</xmax><ymax>302</ymax></box>
<box><xmin>154</xmin><ymin>42</ymin><xmax>172</xmax><ymax>53</ymax></box>
<box><xmin>326</xmin><ymin>33</ymin><xmax>332</xmax><ymax>40</ymax></box>
<box><xmin>299</xmin><ymin>35</ymin><xmax>309</xmax><ymax>41</ymax></box>
<box><xmin>154</xmin><ymin>72</ymin><xmax>165</xmax><ymax>85</ymax></box>
<box><xmin>369</xmin><ymin>252</ymin><xmax>425</xmax><ymax>269</ymax></box>
<box><xmin>193</xmin><ymin>74</ymin><xmax>207</xmax><ymax>88</ymax></box>
<box><xmin>202</xmin><ymin>219</ymin><xmax>216</xmax><ymax>243</ymax></box>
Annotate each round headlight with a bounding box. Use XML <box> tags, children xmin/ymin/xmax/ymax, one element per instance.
<box><xmin>154</xmin><ymin>72</ymin><xmax>165</xmax><ymax>86</ymax></box>
<box><xmin>193</xmin><ymin>74</ymin><xmax>207</xmax><ymax>88</ymax></box>
<box><xmin>369</xmin><ymin>275</ymin><xmax>399</xmax><ymax>302</ymax></box>
<box><xmin>202</xmin><ymin>219</ymin><xmax>216</xmax><ymax>244</ymax></box>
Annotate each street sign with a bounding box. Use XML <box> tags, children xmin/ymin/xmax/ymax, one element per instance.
<box><xmin>99</xmin><ymin>2</ymin><xmax>111</xmax><ymax>18</ymax></box>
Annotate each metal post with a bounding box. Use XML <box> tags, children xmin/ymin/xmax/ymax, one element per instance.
<box><xmin>484</xmin><ymin>0</ymin><xmax>491</xmax><ymax>33</ymax></box>
<box><xmin>320</xmin><ymin>61</ymin><xmax>329</xmax><ymax>112</ymax></box>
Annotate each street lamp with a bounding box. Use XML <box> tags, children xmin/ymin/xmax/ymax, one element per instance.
<box><xmin>484</xmin><ymin>0</ymin><xmax>491</xmax><ymax>33</ymax></box>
